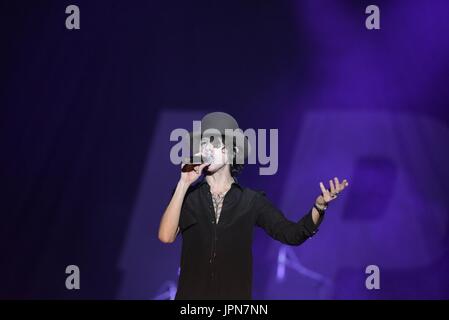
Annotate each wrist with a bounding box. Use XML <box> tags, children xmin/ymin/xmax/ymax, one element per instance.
<box><xmin>314</xmin><ymin>201</ymin><xmax>327</xmax><ymax>211</ymax></box>
<box><xmin>177</xmin><ymin>179</ymin><xmax>191</xmax><ymax>190</ymax></box>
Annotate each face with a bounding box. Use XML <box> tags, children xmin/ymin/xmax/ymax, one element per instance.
<box><xmin>199</xmin><ymin>136</ymin><xmax>232</xmax><ymax>173</ymax></box>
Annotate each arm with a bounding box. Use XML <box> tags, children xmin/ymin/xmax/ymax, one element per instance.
<box><xmin>255</xmin><ymin>192</ymin><xmax>324</xmax><ymax>246</ymax></box>
<box><xmin>312</xmin><ymin>204</ymin><xmax>325</xmax><ymax>224</ymax></box>
<box><xmin>158</xmin><ymin>180</ymin><xmax>190</xmax><ymax>243</ymax></box>
<box><xmin>255</xmin><ymin>177</ymin><xmax>349</xmax><ymax>246</ymax></box>
<box><xmin>158</xmin><ymin>162</ymin><xmax>209</xmax><ymax>244</ymax></box>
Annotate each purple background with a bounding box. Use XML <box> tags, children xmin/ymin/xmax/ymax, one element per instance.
<box><xmin>1</xmin><ymin>0</ymin><xmax>449</xmax><ymax>299</ymax></box>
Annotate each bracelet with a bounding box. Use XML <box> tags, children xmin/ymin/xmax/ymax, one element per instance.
<box><xmin>314</xmin><ymin>202</ymin><xmax>327</xmax><ymax>214</ymax></box>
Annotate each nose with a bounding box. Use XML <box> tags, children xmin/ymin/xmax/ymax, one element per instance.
<box><xmin>199</xmin><ymin>144</ymin><xmax>214</xmax><ymax>163</ymax></box>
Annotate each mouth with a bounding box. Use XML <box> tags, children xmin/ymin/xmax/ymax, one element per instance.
<box><xmin>193</xmin><ymin>151</ymin><xmax>215</xmax><ymax>164</ymax></box>
<box><xmin>202</xmin><ymin>154</ymin><xmax>214</xmax><ymax>164</ymax></box>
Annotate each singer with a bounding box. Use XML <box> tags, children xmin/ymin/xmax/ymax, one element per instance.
<box><xmin>158</xmin><ymin>112</ymin><xmax>349</xmax><ymax>300</ymax></box>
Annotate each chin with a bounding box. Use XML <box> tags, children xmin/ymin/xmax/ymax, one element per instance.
<box><xmin>206</xmin><ymin>163</ymin><xmax>225</xmax><ymax>174</ymax></box>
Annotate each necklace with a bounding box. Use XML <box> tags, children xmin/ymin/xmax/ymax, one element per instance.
<box><xmin>210</xmin><ymin>182</ymin><xmax>233</xmax><ymax>223</ymax></box>
<box><xmin>211</xmin><ymin>192</ymin><xmax>225</xmax><ymax>223</ymax></box>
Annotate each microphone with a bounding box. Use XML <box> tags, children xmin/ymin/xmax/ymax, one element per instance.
<box><xmin>181</xmin><ymin>154</ymin><xmax>213</xmax><ymax>173</ymax></box>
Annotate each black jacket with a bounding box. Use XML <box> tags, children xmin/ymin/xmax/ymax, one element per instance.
<box><xmin>174</xmin><ymin>179</ymin><xmax>324</xmax><ymax>300</ymax></box>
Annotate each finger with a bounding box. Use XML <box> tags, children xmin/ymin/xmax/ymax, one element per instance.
<box><xmin>340</xmin><ymin>179</ymin><xmax>348</xmax><ymax>189</ymax></box>
<box><xmin>319</xmin><ymin>182</ymin><xmax>328</xmax><ymax>195</ymax></box>
<box><xmin>334</xmin><ymin>177</ymin><xmax>340</xmax><ymax>191</ymax></box>
<box><xmin>329</xmin><ymin>179</ymin><xmax>336</xmax><ymax>194</ymax></box>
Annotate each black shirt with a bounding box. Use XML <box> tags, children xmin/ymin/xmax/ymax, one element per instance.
<box><xmin>174</xmin><ymin>179</ymin><xmax>324</xmax><ymax>300</ymax></box>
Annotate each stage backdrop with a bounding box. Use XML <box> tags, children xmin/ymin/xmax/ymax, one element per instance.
<box><xmin>1</xmin><ymin>0</ymin><xmax>448</xmax><ymax>299</ymax></box>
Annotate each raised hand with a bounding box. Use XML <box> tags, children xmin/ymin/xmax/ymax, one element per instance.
<box><xmin>317</xmin><ymin>177</ymin><xmax>349</xmax><ymax>206</ymax></box>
